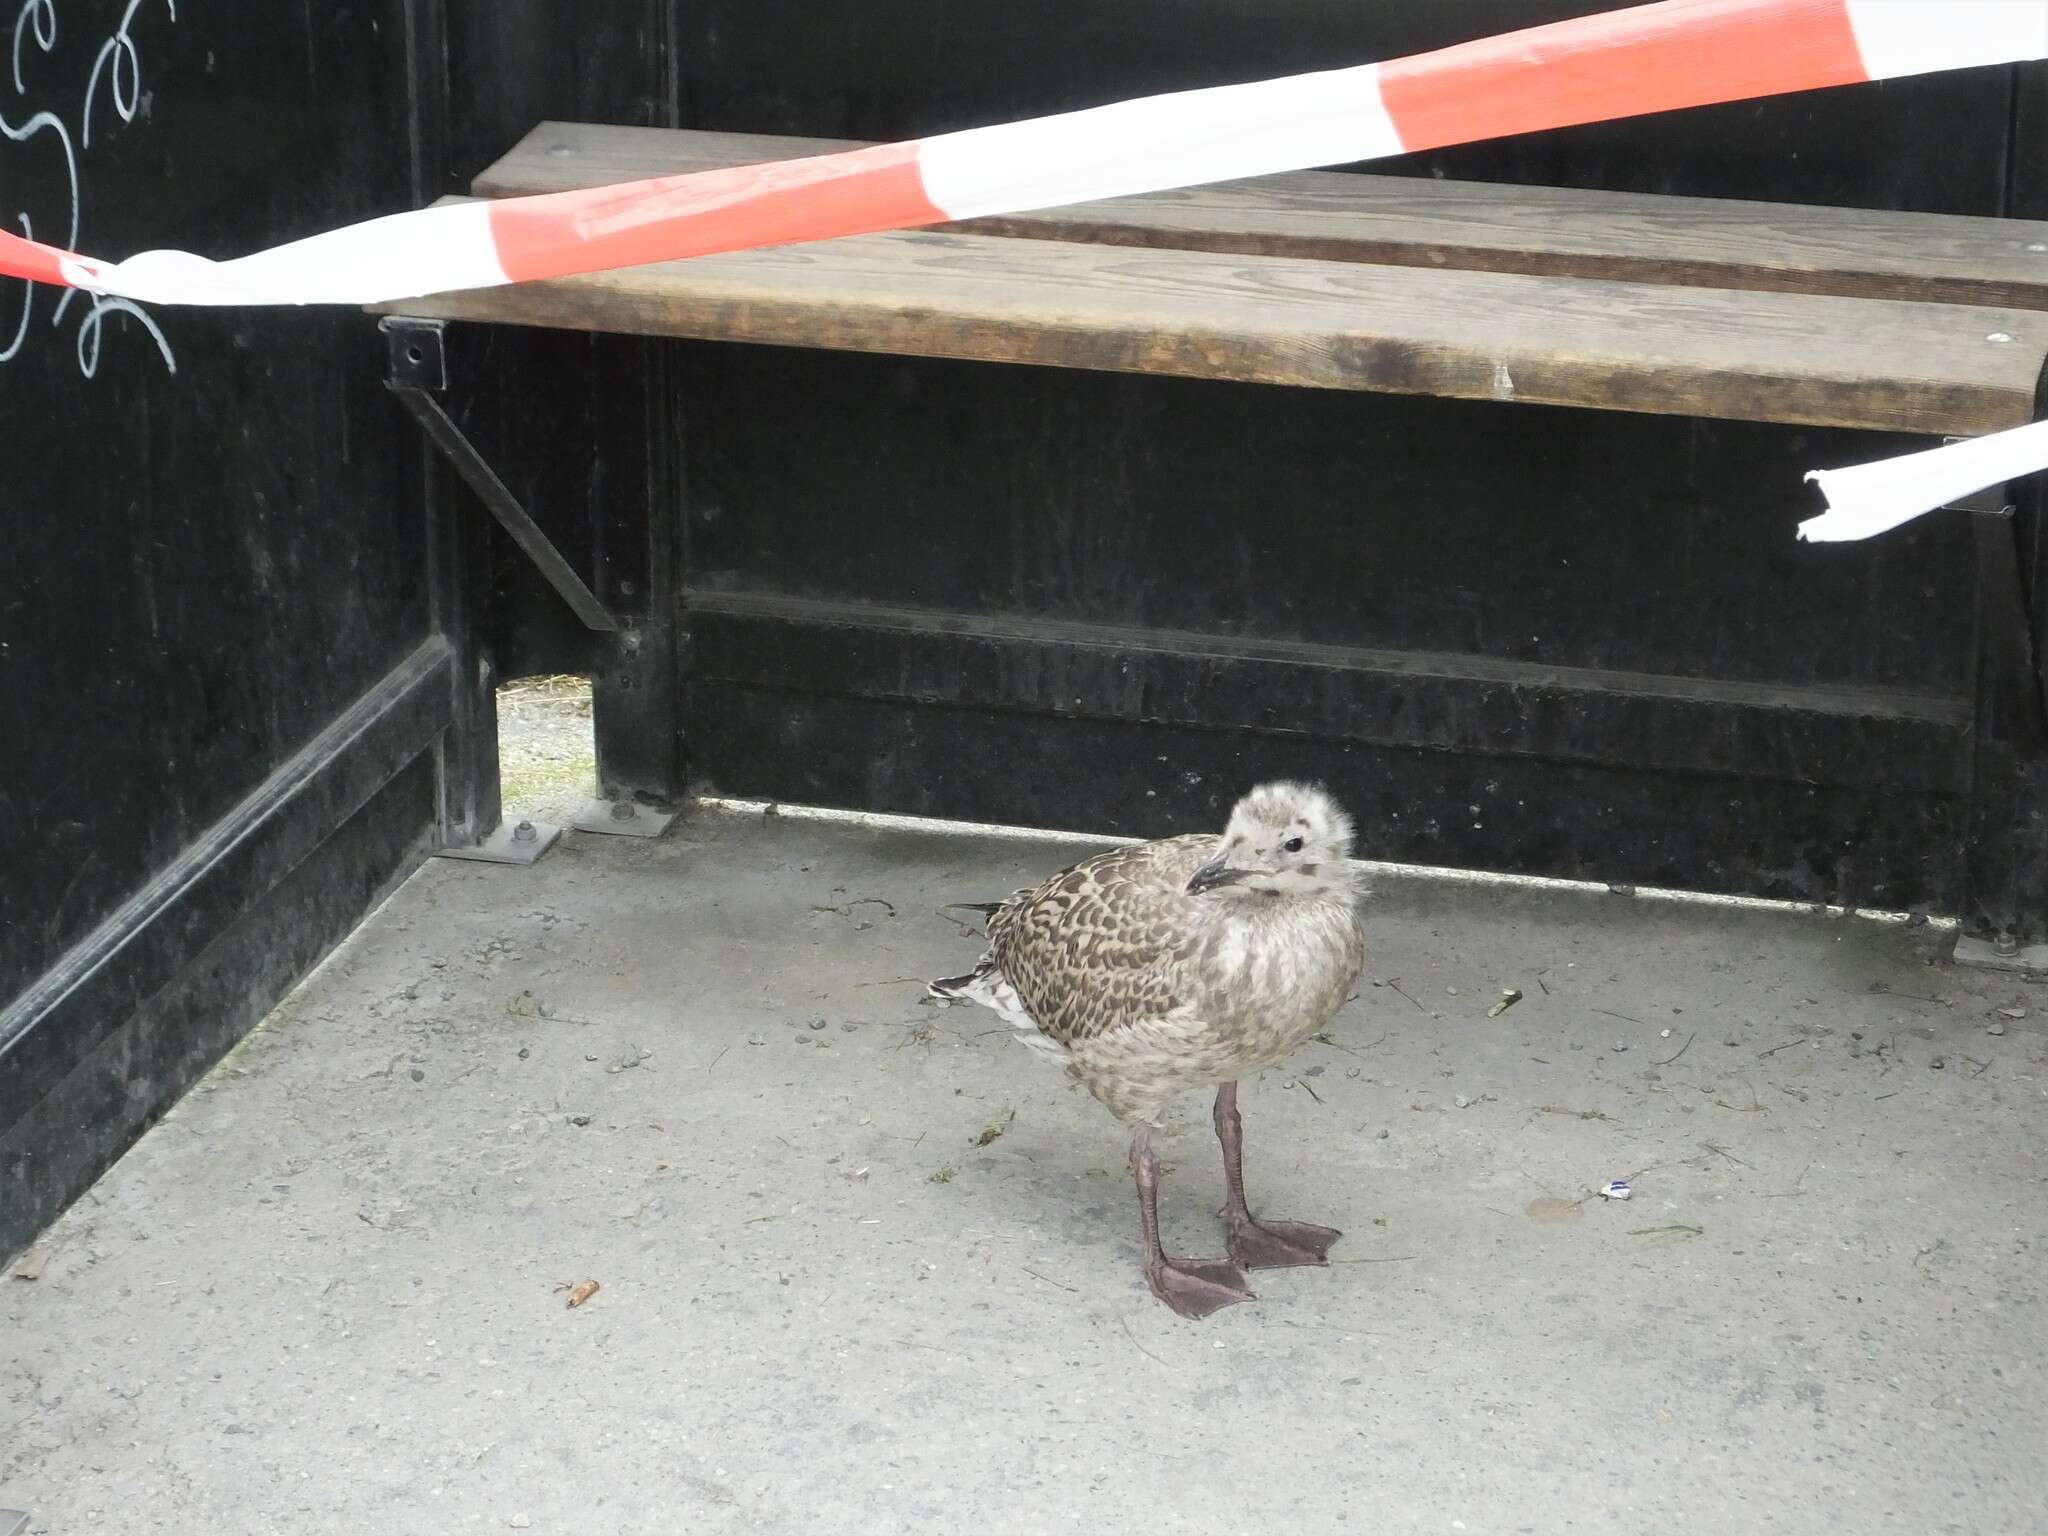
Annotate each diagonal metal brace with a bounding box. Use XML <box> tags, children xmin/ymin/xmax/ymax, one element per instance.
<box><xmin>381</xmin><ymin>317</ymin><xmax>618</xmax><ymax>634</ymax></box>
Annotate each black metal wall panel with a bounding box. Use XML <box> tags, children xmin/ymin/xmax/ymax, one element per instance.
<box><xmin>443</xmin><ymin>0</ymin><xmax>678</xmax><ymax>192</ymax></box>
<box><xmin>672</xmin><ymin>348</ymin><xmax>1979</xmax><ymax>913</ymax></box>
<box><xmin>680</xmin><ymin>351</ymin><xmax>1975</xmax><ymax>695</ymax></box>
<box><xmin>689</xmin><ymin>694</ymin><xmax>1963</xmax><ymax>911</ymax></box>
<box><xmin>435</xmin><ymin>0</ymin><xmax>689</xmax><ymax>802</ymax></box>
<box><xmin>0</xmin><ymin>2</ymin><xmax>448</xmax><ymax>1262</ymax></box>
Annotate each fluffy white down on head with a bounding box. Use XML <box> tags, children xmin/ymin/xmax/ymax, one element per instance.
<box><xmin>1205</xmin><ymin>780</ymin><xmax>1359</xmax><ymax>902</ymax></box>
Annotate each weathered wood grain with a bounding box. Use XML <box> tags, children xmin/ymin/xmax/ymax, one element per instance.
<box><xmin>374</xmin><ymin>211</ymin><xmax>2046</xmax><ymax>435</ymax></box>
<box><xmin>477</xmin><ymin>122</ymin><xmax>2048</xmax><ymax>310</ymax></box>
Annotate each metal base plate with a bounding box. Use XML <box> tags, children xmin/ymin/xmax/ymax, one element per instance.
<box><xmin>1</xmin><ymin>1509</ymin><xmax>28</xmax><ymax>1536</ymax></box>
<box><xmin>573</xmin><ymin>798</ymin><xmax>677</xmax><ymax>839</ymax></box>
<box><xmin>436</xmin><ymin>819</ymin><xmax>561</xmax><ymax>866</ymax></box>
<box><xmin>1954</xmin><ymin>933</ymin><xmax>2048</xmax><ymax>974</ymax></box>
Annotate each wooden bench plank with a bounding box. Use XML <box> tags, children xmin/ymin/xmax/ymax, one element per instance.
<box><xmin>375</xmin><ymin>210</ymin><xmax>2045</xmax><ymax>435</ymax></box>
<box><xmin>478</xmin><ymin>123</ymin><xmax>2048</xmax><ymax>311</ymax></box>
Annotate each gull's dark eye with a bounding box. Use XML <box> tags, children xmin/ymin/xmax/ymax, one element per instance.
<box><xmin>1282</xmin><ymin>836</ymin><xmax>1305</xmax><ymax>854</ymax></box>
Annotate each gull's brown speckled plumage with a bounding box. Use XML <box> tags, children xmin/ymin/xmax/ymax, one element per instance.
<box><xmin>988</xmin><ymin>834</ymin><xmax>1214</xmax><ymax>1046</ymax></box>
<box><xmin>930</xmin><ymin>782</ymin><xmax>1370</xmax><ymax>1318</ymax></box>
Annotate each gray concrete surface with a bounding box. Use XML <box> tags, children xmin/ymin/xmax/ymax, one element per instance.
<box><xmin>4</xmin><ymin>801</ymin><xmax>2045</xmax><ymax>1535</ymax></box>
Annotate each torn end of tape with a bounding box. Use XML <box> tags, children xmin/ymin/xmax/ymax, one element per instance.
<box><xmin>1798</xmin><ymin>420</ymin><xmax>2048</xmax><ymax>544</ymax></box>
<box><xmin>1797</xmin><ymin>502</ymin><xmax>1924</xmax><ymax>545</ymax></box>
<box><xmin>1797</xmin><ymin>470</ymin><xmax>1898</xmax><ymax>544</ymax></box>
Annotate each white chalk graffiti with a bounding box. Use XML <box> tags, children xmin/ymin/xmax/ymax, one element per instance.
<box><xmin>0</xmin><ymin>104</ymin><xmax>75</xmax><ymax>363</ymax></box>
<box><xmin>2</xmin><ymin>0</ymin><xmax>177</xmax><ymax>377</ymax></box>
<box><xmin>83</xmin><ymin>0</ymin><xmax>174</xmax><ymax>147</ymax></box>
<box><xmin>12</xmin><ymin>0</ymin><xmax>56</xmax><ymax>95</ymax></box>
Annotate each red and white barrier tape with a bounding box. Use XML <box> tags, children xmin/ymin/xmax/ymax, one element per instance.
<box><xmin>5</xmin><ymin>0</ymin><xmax>2042</xmax><ymax>309</ymax></box>
<box><xmin>4</xmin><ymin>0</ymin><xmax>2047</xmax><ymax>537</ymax></box>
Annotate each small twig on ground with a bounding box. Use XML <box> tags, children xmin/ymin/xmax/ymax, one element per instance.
<box><xmin>1714</xmin><ymin>1095</ymin><xmax>1768</xmax><ymax>1114</ymax></box>
<box><xmin>351</xmin><ymin>1052</ymin><xmax>407</xmax><ymax>1086</ymax></box>
<box><xmin>706</xmin><ymin>1045</ymin><xmax>729</xmax><ymax>1072</ymax></box>
<box><xmin>812</xmin><ymin>896</ymin><xmax>898</xmax><ymax>919</ymax></box>
<box><xmin>1703</xmin><ymin>1142</ymin><xmax>1754</xmax><ymax>1170</ymax></box>
<box><xmin>1384</xmin><ymin>980</ymin><xmax>1429</xmax><ymax>1013</ymax></box>
<box><xmin>1314</xmin><ymin>1031</ymin><xmax>1388</xmax><ymax>1058</ymax></box>
<box><xmin>1654</xmin><ymin>1031</ymin><xmax>1696</xmax><ymax>1066</ymax></box>
<box><xmin>1630</xmin><ymin>1224</ymin><xmax>1704</xmax><ymax>1240</ymax></box>
<box><xmin>1329</xmin><ymin>1254</ymin><xmax>1418</xmax><ymax>1265</ymax></box>
<box><xmin>1594</xmin><ymin>1009</ymin><xmax>1648</xmax><ymax>1027</ymax></box>
<box><xmin>1295</xmin><ymin>1077</ymin><xmax>1324</xmax><ymax>1104</ymax></box>
<box><xmin>1762</xmin><ymin>1159</ymin><xmax>1814</xmax><ymax>1199</ymax></box>
<box><xmin>1120</xmin><ymin>1315</ymin><xmax>1167</xmax><ymax>1367</ymax></box>
<box><xmin>1868</xmin><ymin>982</ymin><xmax>1945</xmax><ymax>1006</ymax></box>
<box><xmin>1756</xmin><ymin>1037</ymin><xmax>1808</xmax><ymax>1058</ymax></box>
<box><xmin>932</xmin><ymin>904</ymin><xmax>987</xmax><ymax>937</ymax></box>
<box><xmin>1537</xmin><ymin>1105</ymin><xmax>1616</xmax><ymax>1123</ymax></box>
<box><xmin>504</xmin><ymin>996</ymin><xmax>604</xmax><ymax>1028</ymax></box>
<box><xmin>1023</xmin><ymin>1267</ymin><xmax>1078</xmax><ymax>1294</ymax></box>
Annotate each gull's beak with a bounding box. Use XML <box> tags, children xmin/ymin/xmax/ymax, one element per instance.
<box><xmin>1185</xmin><ymin>850</ymin><xmax>1240</xmax><ymax>895</ymax></box>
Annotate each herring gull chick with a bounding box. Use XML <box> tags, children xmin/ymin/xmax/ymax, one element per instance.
<box><xmin>929</xmin><ymin>782</ymin><xmax>1367</xmax><ymax>1318</ymax></box>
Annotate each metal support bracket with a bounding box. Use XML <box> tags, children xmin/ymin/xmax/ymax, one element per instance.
<box><xmin>1954</xmin><ymin>932</ymin><xmax>2048</xmax><ymax>974</ymax></box>
<box><xmin>1939</xmin><ymin>437</ymin><xmax>2017</xmax><ymax>517</ymax></box>
<box><xmin>437</xmin><ymin>816</ymin><xmax>563</xmax><ymax>866</ymax></box>
<box><xmin>573</xmin><ymin>796</ymin><xmax>678</xmax><ymax>839</ymax></box>
<box><xmin>1949</xmin><ymin>431</ymin><xmax>2047</xmax><ymax>750</ymax></box>
<box><xmin>381</xmin><ymin>317</ymin><xmax>619</xmax><ymax>634</ymax></box>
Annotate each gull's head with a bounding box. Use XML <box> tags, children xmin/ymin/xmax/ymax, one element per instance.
<box><xmin>1185</xmin><ymin>781</ymin><xmax>1357</xmax><ymax>903</ymax></box>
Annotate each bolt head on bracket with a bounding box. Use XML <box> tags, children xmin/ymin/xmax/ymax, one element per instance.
<box><xmin>1954</xmin><ymin>931</ymin><xmax>2048</xmax><ymax>973</ymax></box>
<box><xmin>380</xmin><ymin>315</ymin><xmax>449</xmax><ymax>391</ymax></box>
<box><xmin>437</xmin><ymin>818</ymin><xmax>562</xmax><ymax>866</ymax></box>
<box><xmin>573</xmin><ymin>797</ymin><xmax>678</xmax><ymax>839</ymax></box>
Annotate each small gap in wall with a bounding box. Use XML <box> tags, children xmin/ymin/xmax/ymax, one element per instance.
<box><xmin>496</xmin><ymin>674</ymin><xmax>596</xmax><ymax>827</ymax></box>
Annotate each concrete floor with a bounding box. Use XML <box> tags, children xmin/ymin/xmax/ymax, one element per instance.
<box><xmin>4</xmin><ymin>798</ymin><xmax>2046</xmax><ymax>1535</ymax></box>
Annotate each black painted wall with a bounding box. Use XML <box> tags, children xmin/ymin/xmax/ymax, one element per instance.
<box><xmin>1</xmin><ymin>4</ymin><xmax>427</xmax><ymax>999</ymax></box>
<box><xmin>0</xmin><ymin>1</ymin><xmax>448</xmax><ymax>1260</ymax></box>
